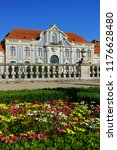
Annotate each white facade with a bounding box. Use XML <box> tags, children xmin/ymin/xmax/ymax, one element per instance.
<box><xmin>0</xmin><ymin>25</ymin><xmax>97</xmax><ymax>64</ymax></box>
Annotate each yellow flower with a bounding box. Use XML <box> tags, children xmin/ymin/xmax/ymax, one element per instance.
<box><xmin>74</xmin><ymin>126</ymin><xmax>86</xmax><ymax>132</ymax></box>
<box><xmin>0</xmin><ymin>104</ymin><xmax>8</xmax><ymax>110</ymax></box>
<box><xmin>9</xmin><ymin>134</ymin><xmax>14</xmax><ymax>137</ymax></box>
<box><xmin>77</xmin><ymin>113</ymin><xmax>82</xmax><ymax>117</ymax></box>
<box><xmin>0</xmin><ymin>131</ymin><xmax>3</xmax><ymax>134</ymax></box>
<box><xmin>21</xmin><ymin>133</ymin><xmax>27</xmax><ymax>136</ymax></box>
<box><xmin>66</xmin><ymin>128</ymin><xmax>75</xmax><ymax>135</ymax></box>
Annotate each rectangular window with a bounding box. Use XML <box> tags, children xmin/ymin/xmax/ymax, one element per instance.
<box><xmin>24</xmin><ymin>47</ymin><xmax>30</xmax><ymax>57</ymax></box>
<box><xmin>65</xmin><ymin>49</ymin><xmax>69</xmax><ymax>57</ymax></box>
<box><xmin>10</xmin><ymin>46</ymin><xmax>16</xmax><ymax>56</ymax></box>
<box><xmin>37</xmin><ymin>48</ymin><xmax>42</xmax><ymax>57</ymax></box>
<box><xmin>76</xmin><ymin>49</ymin><xmax>80</xmax><ymax>58</ymax></box>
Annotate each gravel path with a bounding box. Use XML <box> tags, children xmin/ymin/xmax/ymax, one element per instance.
<box><xmin>0</xmin><ymin>80</ymin><xmax>100</xmax><ymax>90</ymax></box>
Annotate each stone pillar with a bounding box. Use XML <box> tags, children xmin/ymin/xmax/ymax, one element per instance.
<box><xmin>80</xmin><ymin>64</ymin><xmax>90</xmax><ymax>79</ymax></box>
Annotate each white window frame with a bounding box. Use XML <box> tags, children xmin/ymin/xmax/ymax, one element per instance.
<box><xmin>52</xmin><ymin>32</ymin><xmax>57</xmax><ymax>43</ymax></box>
<box><xmin>65</xmin><ymin>49</ymin><xmax>69</xmax><ymax>57</ymax></box>
<box><xmin>10</xmin><ymin>46</ymin><xmax>16</xmax><ymax>56</ymax></box>
<box><xmin>37</xmin><ymin>48</ymin><xmax>42</xmax><ymax>57</ymax></box>
<box><xmin>76</xmin><ymin>49</ymin><xmax>80</xmax><ymax>58</ymax></box>
<box><xmin>24</xmin><ymin>47</ymin><xmax>30</xmax><ymax>57</ymax></box>
<box><xmin>87</xmin><ymin>49</ymin><xmax>91</xmax><ymax>58</ymax></box>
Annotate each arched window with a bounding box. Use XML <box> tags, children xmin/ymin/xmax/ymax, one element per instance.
<box><xmin>50</xmin><ymin>55</ymin><xmax>59</xmax><ymax>64</ymax></box>
<box><xmin>24</xmin><ymin>47</ymin><xmax>30</xmax><ymax>57</ymax></box>
<box><xmin>76</xmin><ymin>49</ymin><xmax>80</xmax><ymax>58</ymax></box>
<box><xmin>87</xmin><ymin>49</ymin><xmax>91</xmax><ymax>58</ymax></box>
<box><xmin>10</xmin><ymin>46</ymin><xmax>16</xmax><ymax>56</ymax></box>
<box><xmin>52</xmin><ymin>32</ymin><xmax>57</xmax><ymax>44</ymax></box>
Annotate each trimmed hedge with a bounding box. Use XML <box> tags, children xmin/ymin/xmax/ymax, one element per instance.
<box><xmin>0</xmin><ymin>87</ymin><xmax>100</xmax><ymax>105</ymax></box>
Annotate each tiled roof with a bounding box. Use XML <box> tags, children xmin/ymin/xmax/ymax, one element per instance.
<box><xmin>94</xmin><ymin>41</ymin><xmax>100</xmax><ymax>54</ymax></box>
<box><xmin>65</xmin><ymin>32</ymin><xmax>90</xmax><ymax>43</ymax></box>
<box><xmin>6</xmin><ymin>28</ymin><xmax>90</xmax><ymax>43</ymax></box>
<box><xmin>6</xmin><ymin>29</ymin><xmax>42</xmax><ymax>40</ymax></box>
<box><xmin>0</xmin><ymin>42</ymin><xmax>4</xmax><ymax>51</ymax></box>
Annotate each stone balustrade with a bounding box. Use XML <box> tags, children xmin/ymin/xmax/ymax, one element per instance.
<box><xmin>0</xmin><ymin>63</ymin><xmax>100</xmax><ymax>82</ymax></box>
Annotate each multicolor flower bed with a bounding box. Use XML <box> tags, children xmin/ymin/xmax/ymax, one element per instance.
<box><xmin>0</xmin><ymin>99</ymin><xmax>100</xmax><ymax>149</ymax></box>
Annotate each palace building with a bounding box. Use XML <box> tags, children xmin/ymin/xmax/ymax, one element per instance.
<box><xmin>0</xmin><ymin>24</ymin><xmax>100</xmax><ymax>64</ymax></box>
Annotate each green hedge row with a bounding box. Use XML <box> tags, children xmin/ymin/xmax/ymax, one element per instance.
<box><xmin>0</xmin><ymin>87</ymin><xmax>100</xmax><ymax>104</ymax></box>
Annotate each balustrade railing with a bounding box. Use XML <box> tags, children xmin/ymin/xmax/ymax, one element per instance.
<box><xmin>0</xmin><ymin>63</ymin><xmax>100</xmax><ymax>82</ymax></box>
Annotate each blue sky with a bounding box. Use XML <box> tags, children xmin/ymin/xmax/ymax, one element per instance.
<box><xmin>0</xmin><ymin>0</ymin><xmax>100</xmax><ymax>41</ymax></box>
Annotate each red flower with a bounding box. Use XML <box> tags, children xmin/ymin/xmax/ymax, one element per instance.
<box><xmin>28</xmin><ymin>132</ymin><xmax>37</xmax><ymax>139</ymax></box>
<box><xmin>57</xmin><ymin>127</ymin><xmax>64</xmax><ymax>133</ymax></box>
<box><xmin>22</xmin><ymin>136</ymin><xmax>27</xmax><ymax>141</ymax></box>
<box><xmin>0</xmin><ymin>136</ymin><xmax>6</xmax><ymax>142</ymax></box>
<box><xmin>69</xmin><ymin>116</ymin><xmax>73</xmax><ymax>120</ymax></box>
<box><xmin>37</xmin><ymin>134</ymin><xmax>48</xmax><ymax>140</ymax></box>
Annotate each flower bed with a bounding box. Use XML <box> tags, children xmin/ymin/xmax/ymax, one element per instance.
<box><xmin>0</xmin><ymin>99</ymin><xmax>100</xmax><ymax>149</ymax></box>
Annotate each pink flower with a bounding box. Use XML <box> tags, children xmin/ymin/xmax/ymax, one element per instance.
<box><xmin>0</xmin><ymin>136</ymin><xmax>6</xmax><ymax>142</ymax></box>
<box><xmin>57</xmin><ymin>127</ymin><xmax>64</xmax><ymax>133</ymax></box>
<box><xmin>37</xmin><ymin>134</ymin><xmax>47</xmax><ymax>140</ymax></box>
<box><xmin>10</xmin><ymin>109</ymin><xmax>16</xmax><ymax>113</ymax></box>
<box><xmin>18</xmin><ymin>107</ymin><xmax>24</xmax><ymax>112</ymax></box>
<box><xmin>28</xmin><ymin>132</ymin><xmax>37</xmax><ymax>139</ymax></box>
<box><xmin>22</xmin><ymin>136</ymin><xmax>27</xmax><ymax>141</ymax></box>
<box><xmin>65</xmin><ymin>122</ymin><xmax>71</xmax><ymax>127</ymax></box>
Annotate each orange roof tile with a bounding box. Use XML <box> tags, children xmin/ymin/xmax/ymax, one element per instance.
<box><xmin>94</xmin><ymin>41</ymin><xmax>100</xmax><ymax>54</ymax></box>
<box><xmin>6</xmin><ymin>29</ymin><xmax>43</xmax><ymax>40</ymax></box>
<box><xmin>65</xmin><ymin>32</ymin><xmax>90</xmax><ymax>43</ymax></box>
<box><xmin>6</xmin><ymin>28</ymin><xmax>90</xmax><ymax>43</ymax></box>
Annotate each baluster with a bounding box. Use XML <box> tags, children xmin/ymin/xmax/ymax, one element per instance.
<box><xmin>42</xmin><ymin>65</ymin><xmax>44</xmax><ymax>79</ymax></box>
<box><xmin>48</xmin><ymin>66</ymin><xmax>50</xmax><ymax>79</ymax></box>
<box><xmin>5</xmin><ymin>65</ymin><xmax>9</xmax><ymax>81</ymax></box>
<box><xmin>24</xmin><ymin>65</ymin><xmax>28</xmax><ymax>80</ymax></box>
<box><xmin>30</xmin><ymin>65</ymin><xmax>34</xmax><ymax>79</ymax></box>
<box><xmin>18</xmin><ymin>66</ymin><xmax>22</xmax><ymax>81</ymax></box>
<box><xmin>12</xmin><ymin>66</ymin><xmax>15</xmax><ymax>80</ymax></box>
<box><xmin>63</xmin><ymin>65</ymin><xmax>66</xmax><ymax>78</ymax></box>
<box><xmin>73</xmin><ymin>65</ymin><xmax>76</xmax><ymax>79</ymax></box>
<box><xmin>92</xmin><ymin>66</ymin><xmax>95</xmax><ymax>78</ymax></box>
<box><xmin>69</xmin><ymin>66</ymin><xmax>72</xmax><ymax>79</ymax></box>
<box><xmin>36</xmin><ymin>66</ymin><xmax>39</xmax><ymax>79</ymax></box>
<box><xmin>53</xmin><ymin>65</ymin><xmax>56</xmax><ymax>79</ymax></box>
<box><xmin>68</xmin><ymin>66</ymin><xmax>71</xmax><ymax>79</ymax></box>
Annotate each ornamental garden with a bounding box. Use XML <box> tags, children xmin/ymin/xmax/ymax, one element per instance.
<box><xmin>0</xmin><ymin>88</ymin><xmax>100</xmax><ymax>150</ymax></box>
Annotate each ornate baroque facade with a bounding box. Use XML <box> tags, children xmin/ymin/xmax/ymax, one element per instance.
<box><xmin>0</xmin><ymin>24</ymin><xmax>100</xmax><ymax>64</ymax></box>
